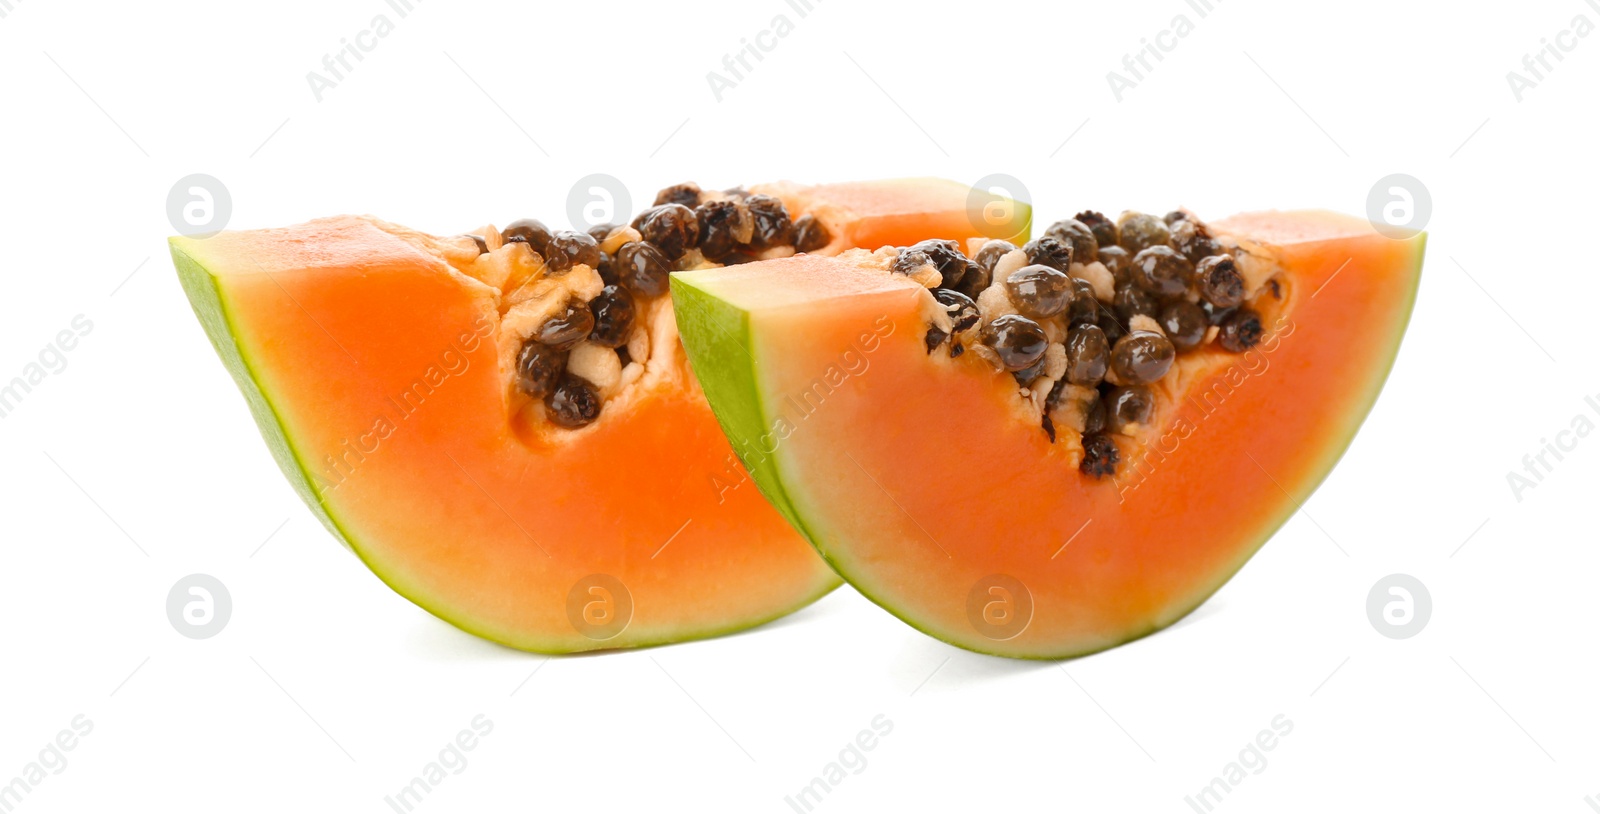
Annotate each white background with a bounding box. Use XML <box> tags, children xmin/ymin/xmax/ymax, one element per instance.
<box><xmin>1</xmin><ymin>0</ymin><xmax>1596</xmax><ymax>811</ymax></box>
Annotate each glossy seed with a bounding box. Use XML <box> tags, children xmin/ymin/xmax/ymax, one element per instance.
<box><xmin>634</xmin><ymin>204</ymin><xmax>700</xmax><ymax>260</ymax></box>
<box><xmin>745</xmin><ymin>194</ymin><xmax>794</xmax><ymax>251</ymax></box>
<box><xmin>463</xmin><ymin>234</ymin><xmax>489</xmax><ymax>255</ymax></box>
<box><xmin>892</xmin><ymin>248</ymin><xmax>936</xmax><ymax>281</ymax></box>
<box><xmin>973</xmin><ymin>239</ymin><xmax>1018</xmax><ymax>276</ymax></box>
<box><xmin>1160</xmin><ymin>300</ymin><xmax>1208</xmax><ymax>352</ymax></box>
<box><xmin>1110</xmin><ymin>331</ymin><xmax>1175</xmax><ymax>385</ymax></box>
<box><xmin>1065</xmin><ymin>278</ymin><xmax>1100</xmax><ymax>327</ymax></box>
<box><xmin>903</xmin><ymin>239</ymin><xmax>970</xmax><ymax>289</ymax></box>
<box><xmin>653</xmin><ymin>182</ymin><xmax>702</xmax><ymax>208</ymax></box>
<box><xmin>1114</xmin><ymin>282</ymin><xmax>1161</xmax><ymax>322</ymax></box>
<box><xmin>924</xmin><ymin>326</ymin><xmax>949</xmax><ymax>353</ymax></box>
<box><xmin>932</xmin><ymin>288</ymin><xmax>980</xmax><ymax>333</ymax></box>
<box><xmin>544</xmin><ymin>230</ymin><xmax>602</xmax><ymax>273</ymax></box>
<box><xmin>1098</xmin><ymin>311</ymin><xmax>1128</xmax><ymax>346</ymax></box>
<box><xmin>1023</xmin><ymin>236</ymin><xmax>1073</xmax><ymax>273</ymax></box>
<box><xmin>537</xmin><ymin>300</ymin><xmax>595</xmax><ymax>350</ymax></box>
<box><xmin>1131</xmin><ymin>245</ymin><xmax>1194</xmax><ymax>299</ymax></box>
<box><xmin>587</xmin><ymin>285</ymin><xmax>636</xmax><ymax>348</ymax></box>
<box><xmin>793</xmin><ymin>214</ymin><xmax>831</xmax><ymax>252</ymax></box>
<box><xmin>1097</xmin><ymin>245</ymin><xmax>1132</xmax><ymax>285</ymax></box>
<box><xmin>545</xmin><ymin>374</ymin><xmax>601</xmax><ymax>429</ymax></box>
<box><xmin>1004</xmin><ymin>264</ymin><xmax>1075</xmax><ymax>320</ymax></box>
<box><xmin>597</xmin><ymin>251</ymin><xmax>619</xmax><ymax>286</ymax></box>
<box><xmin>1199</xmin><ymin>300</ymin><xmax>1236</xmax><ymax>327</ymax></box>
<box><xmin>1080</xmin><ymin>433</ymin><xmax>1121</xmax><ymax>478</ymax></box>
<box><xmin>516</xmin><ymin>341</ymin><xmax>566</xmax><ymax>398</ymax></box>
<box><xmin>1044</xmin><ymin>218</ymin><xmax>1098</xmax><ymax>266</ymax></box>
<box><xmin>1195</xmin><ymin>255</ymin><xmax>1245</xmax><ymax>308</ymax></box>
<box><xmin>1075</xmin><ymin>211</ymin><xmax>1119</xmax><ymax>248</ymax></box>
<box><xmin>960</xmin><ymin>240</ymin><xmax>1012</xmax><ymax>299</ymax></box>
<box><xmin>587</xmin><ymin>223</ymin><xmax>616</xmax><ymax>244</ymax></box>
<box><xmin>1171</xmin><ymin>218</ymin><xmax>1223</xmax><ymax>265</ymax></box>
<box><xmin>695</xmin><ymin>199</ymin><xmax>753</xmax><ymax>262</ymax></box>
<box><xmin>1118</xmin><ymin>213</ymin><xmax>1172</xmax><ymax>255</ymax></box>
<box><xmin>1217</xmin><ymin>308</ymin><xmax>1265</xmax><ymax>352</ymax></box>
<box><xmin>1083</xmin><ymin>390</ymin><xmax>1107</xmax><ymax>435</ymax></box>
<box><xmin>980</xmin><ymin>314</ymin><xmax>1049</xmax><ymax>372</ymax></box>
<box><xmin>1105</xmin><ymin>385</ymin><xmax>1155</xmax><ymax>434</ymax></box>
<box><xmin>1014</xmin><ymin>358</ymin><xmax>1044</xmax><ymax>387</ymax></box>
<box><xmin>503</xmin><ymin>219</ymin><xmax>554</xmax><ymax>256</ymax></box>
<box><xmin>615</xmin><ymin>241</ymin><xmax>673</xmax><ymax>298</ymax></box>
<box><xmin>1064</xmin><ymin>324</ymin><xmax>1110</xmax><ymax>386</ymax></box>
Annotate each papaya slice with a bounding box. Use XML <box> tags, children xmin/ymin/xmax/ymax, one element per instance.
<box><xmin>169</xmin><ymin>179</ymin><xmax>1029</xmax><ymax>653</ymax></box>
<box><xmin>673</xmin><ymin>209</ymin><xmax>1425</xmax><ymax>658</ymax></box>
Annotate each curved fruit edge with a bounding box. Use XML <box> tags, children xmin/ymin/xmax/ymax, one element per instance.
<box><xmin>171</xmin><ymin>239</ymin><xmax>838</xmax><ymax>654</ymax></box>
<box><xmin>170</xmin><ymin>240</ymin><xmax>348</xmax><ymax>545</ymax></box>
<box><xmin>674</xmin><ymin>230</ymin><xmax>1426</xmax><ymax>660</ymax></box>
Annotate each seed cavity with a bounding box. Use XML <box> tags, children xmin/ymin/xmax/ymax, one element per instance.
<box><xmin>496</xmin><ymin>182</ymin><xmax>850</xmax><ymax>435</ymax></box>
<box><xmin>903</xmin><ymin>206</ymin><xmax>1283</xmax><ymax>482</ymax></box>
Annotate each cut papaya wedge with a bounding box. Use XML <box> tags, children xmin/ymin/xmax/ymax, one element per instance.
<box><xmin>673</xmin><ymin>209</ymin><xmax>1424</xmax><ymax>658</ymax></box>
<box><xmin>169</xmin><ymin>179</ymin><xmax>1030</xmax><ymax>653</ymax></box>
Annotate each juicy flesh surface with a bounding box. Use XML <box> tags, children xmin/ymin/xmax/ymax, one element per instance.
<box><xmin>690</xmin><ymin>211</ymin><xmax>1423</xmax><ymax>657</ymax></box>
<box><xmin>171</xmin><ymin>179</ymin><xmax>1013</xmax><ymax>653</ymax></box>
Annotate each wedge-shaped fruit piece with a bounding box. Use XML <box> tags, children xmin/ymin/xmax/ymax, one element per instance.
<box><xmin>674</xmin><ymin>210</ymin><xmax>1424</xmax><ymax>658</ymax></box>
<box><xmin>170</xmin><ymin>179</ymin><xmax>1029</xmax><ymax>653</ymax></box>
